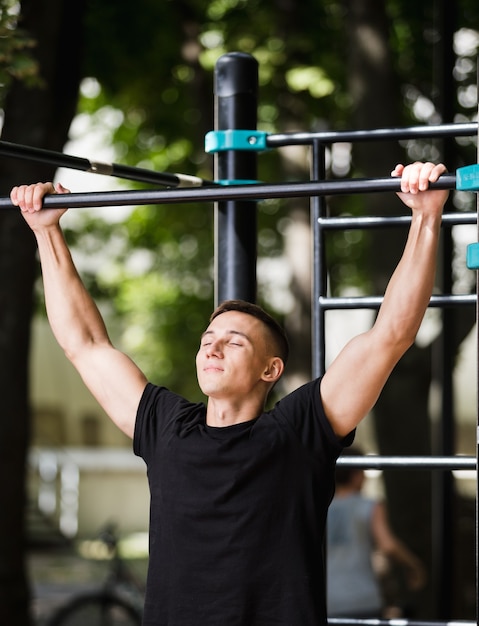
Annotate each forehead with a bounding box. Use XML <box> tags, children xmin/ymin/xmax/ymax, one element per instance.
<box><xmin>205</xmin><ymin>310</ymin><xmax>263</xmax><ymax>336</ymax></box>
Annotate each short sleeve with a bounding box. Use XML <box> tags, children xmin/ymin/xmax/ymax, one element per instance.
<box><xmin>272</xmin><ymin>378</ymin><xmax>354</xmax><ymax>461</ymax></box>
<box><xmin>133</xmin><ymin>383</ymin><xmax>206</xmax><ymax>463</ymax></box>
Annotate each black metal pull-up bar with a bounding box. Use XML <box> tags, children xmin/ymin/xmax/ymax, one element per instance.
<box><xmin>328</xmin><ymin>619</ymin><xmax>475</xmax><ymax>626</ymax></box>
<box><xmin>0</xmin><ymin>139</ymin><xmax>218</xmax><ymax>188</ymax></box>
<box><xmin>0</xmin><ymin>174</ymin><xmax>457</xmax><ymax>210</ymax></box>
<box><xmin>267</xmin><ymin>121</ymin><xmax>478</xmax><ymax>147</ymax></box>
<box><xmin>336</xmin><ymin>455</ymin><xmax>476</xmax><ymax>470</ymax></box>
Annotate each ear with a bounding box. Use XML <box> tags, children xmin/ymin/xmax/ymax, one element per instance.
<box><xmin>262</xmin><ymin>357</ymin><xmax>284</xmax><ymax>384</ymax></box>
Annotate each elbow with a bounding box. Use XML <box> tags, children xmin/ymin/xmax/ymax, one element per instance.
<box><xmin>397</xmin><ymin>332</ymin><xmax>417</xmax><ymax>355</ymax></box>
<box><xmin>380</xmin><ymin>319</ymin><xmax>421</xmax><ymax>360</ymax></box>
<box><xmin>62</xmin><ymin>334</ymin><xmax>89</xmax><ymax>363</ymax></box>
<box><xmin>63</xmin><ymin>334</ymin><xmax>109</xmax><ymax>365</ymax></box>
<box><xmin>369</xmin><ymin>327</ymin><xmax>416</xmax><ymax>369</ymax></box>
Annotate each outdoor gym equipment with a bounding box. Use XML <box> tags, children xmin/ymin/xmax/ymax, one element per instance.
<box><xmin>0</xmin><ymin>51</ymin><xmax>477</xmax><ymax>625</ymax></box>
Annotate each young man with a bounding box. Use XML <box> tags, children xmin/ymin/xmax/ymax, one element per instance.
<box><xmin>11</xmin><ymin>161</ymin><xmax>448</xmax><ymax>625</ymax></box>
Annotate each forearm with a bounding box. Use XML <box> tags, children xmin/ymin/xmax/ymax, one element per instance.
<box><xmin>374</xmin><ymin>210</ymin><xmax>441</xmax><ymax>349</ymax></box>
<box><xmin>320</xmin><ymin>163</ymin><xmax>448</xmax><ymax>436</ymax></box>
<box><xmin>320</xmin><ymin>209</ymin><xmax>442</xmax><ymax>435</ymax></box>
<box><xmin>34</xmin><ymin>224</ymin><xmax>111</xmax><ymax>361</ymax></box>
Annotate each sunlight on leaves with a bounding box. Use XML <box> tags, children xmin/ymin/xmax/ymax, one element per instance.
<box><xmin>285</xmin><ymin>66</ymin><xmax>335</xmax><ymax>99</ymax></box>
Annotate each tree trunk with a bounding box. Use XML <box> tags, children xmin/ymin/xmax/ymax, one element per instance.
<box><xmin>0</xmin><ymin>1</ymin><xmax>85</xmax><ymax>623</ymax></box>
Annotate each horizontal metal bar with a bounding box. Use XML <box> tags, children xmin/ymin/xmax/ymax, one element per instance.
<box><xmin>318</xmin><ymin>212</ymin><xmax>477</xmax><ymax>230</ymax></box>
<box><xmin>267</xmin><ymin>122</ymin><xmax>478</xmax><ymax>147</ymax></box>
<box><xmin>0</xmin><ymin>139</ymin><xmax>217</xmax><ymax>188</ymax></box>
<box><xmin>337</xmin><ymin>455</ymin><xmax>476</xmax><ymax>470</ymax></box>
<box><xmin>0</xmin><ymin>175</ymin><xmax>458</xmax><ymax>210</ymax></box>
<box><xmin>320</xmin><ymin>294</ymin><xmax>476</xmax><ymax>311</ymax></box>
<box><xmin>328</xmin><ymin>619</ymin><xmax>476</xmax><ymax>626</ymax></box>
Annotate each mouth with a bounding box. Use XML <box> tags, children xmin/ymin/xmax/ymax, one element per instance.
<box><xmin>203</xmin><ymin>366</ymin><xmax>224</xmax><ymax>373</ymax></box>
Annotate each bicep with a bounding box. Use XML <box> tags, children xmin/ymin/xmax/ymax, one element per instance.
<box><xmin>71</xmin><ymin>343</ymin><xmax>148</xmax><ymax>438</ymax></box>
<box><xmin>321</xmin><ymin>328</ymin><xmax>403</xmax><ymax>437</ymax></box>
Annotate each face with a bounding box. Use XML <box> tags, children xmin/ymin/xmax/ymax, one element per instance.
<box><xmin>196</xmin><ymin>310</ymin><xmax>278</xmax><ymax>400</ymax></box>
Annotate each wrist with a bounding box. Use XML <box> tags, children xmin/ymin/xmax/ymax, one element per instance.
<box><xmin>32</xmin><ymin>221</ymin><xmax>63</xmax><ymax>236</ymax></box>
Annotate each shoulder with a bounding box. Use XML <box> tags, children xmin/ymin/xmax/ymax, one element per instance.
<box><xmin>269</xmin><ymin>379</ymin><xmax>321</xmax><ymax>429</ymax></box>
<box><xmin>274</xmin><ymin>378</ymin><xmax>321</xmax><ymax>410</ymax></box>
<box><xmin>270</xmin><ymin>378</ymin><xmax>354</xmax><ymax>455</ymax></box>
<box><xmin>137</xmin><ymin>382</ymin><xmax>192</xmax><ymax>413</ymax></box>
<box><xmin>137</xmin><ymin>383</ymin><xmax>206</xmax><ymax>423</ymax></box>
<box><xmin>134</xmin><ymin>383</ymin><xmax>206</xmax><ymax>456</ymax></box>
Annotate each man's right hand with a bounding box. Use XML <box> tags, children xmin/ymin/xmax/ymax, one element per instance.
<box><xmin>10</xmin><ymin>182</ymin><xmax>69</xmax><ymax>230</ymax></box>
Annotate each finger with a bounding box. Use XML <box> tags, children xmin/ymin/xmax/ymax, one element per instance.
<box><xmin>401</xmin><ymin>161</ymin><xmax>431</xmax><ymax>194</ymax></box>
<box><xmin>427</xmin><ymin>162</ymin><xmax>447</xmax><ymax>183</ymax></box>
<box><xmin>32</xmin><ymin>184</ymin><xmax>50</xmax><ymax>211</ymax></box>
<box><xmin>418</xmin><ymin>162</ymin><xmax>447</xmax><ymax>190</ymax></box>
<box><xmin>399</xmin><ymin>162</ymin><xmax>418</xmax><ymax>194</ymax></box>
<box><xmin>10</xmin><ymin>184</ymin><xmax>31</xmax><ymax>208</ymax></box>
<box><xmin>10</xmin><ymin>186</ymin><xmax>19</xmax><ymax>205</ymax></box>
<box><xmin>390</xmin><ymin>163</ymin><xmax>404</xmax><ymax>178</ymax></box>
<box><xmin>23</xmin><ymin>185</ymin><xmax>38</xmax><ymax>212</ymax></box>
<box><xmin>55</xmin><ymin>182</ymin><xmax>70</xmax><ymax>195</ymax></box>
<box><xmin>417</xmin><ymin>162</ymin><xmax>436</xmax><ymax>191</ymax></box>
<box><xmin>26</xmin><ymin>182</ymin><xmax>55</xmax><ymax>211</ymax></box>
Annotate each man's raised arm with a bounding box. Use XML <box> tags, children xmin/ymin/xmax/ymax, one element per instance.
<box><xmin>11</xmin><ymin>182</ymin><xmax>147</xmax><ymax>438</ymax></box>
<box><xmin>320</xmin><ymin>161</ymin><xmax>449</xmax><ymax>437</ymax></box>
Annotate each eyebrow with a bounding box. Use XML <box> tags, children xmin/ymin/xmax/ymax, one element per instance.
<box><xmin>201</xmin><ymin>329</ymin><xmax>252</xmax><ymax>343</ymax></box>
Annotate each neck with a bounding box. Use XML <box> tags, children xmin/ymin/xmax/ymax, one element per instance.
<box><xmin>205</xmin><ymin>396</ymin><xmax>265</xmax><ymax>427</ymax></box>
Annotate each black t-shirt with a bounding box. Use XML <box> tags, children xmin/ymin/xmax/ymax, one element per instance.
<box><xmin>134</xmin><ymin>378</ymin><xmax>354</xmax><ymax>626</ymax></box>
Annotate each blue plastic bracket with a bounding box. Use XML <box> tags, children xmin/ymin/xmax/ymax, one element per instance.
<box><xmin>217</xmin><ymin>179</ymin><xmax>260</xmax><ymax>186</ymax></box>
<box><xmin>456</xmin><ymin>164</ymin><xmax>479</xmax><ymax>191</ymax></box>
<box><xmin>205</xmin><ymin>130</ymin><xmax>269</xmax><ymax>153</ymax></box>
<box><xmin>466</xmin><ymin>243</ymin><xmax>479</xmax><ymax>270</ymax></box>
<box><xmin>458</xmin><ymin>165</ymin><xmax>479</xmax><ymax>269</ymax></box>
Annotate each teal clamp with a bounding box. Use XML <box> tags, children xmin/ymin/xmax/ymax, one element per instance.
<box><xmin>458</xmin><ymin>164</ymin><xmax>479</xmax><ymax>269</ymax></box>
<box><xmin>467</xmin><ymin>243</ymin><xmax>479</xmax><ymax>270</ymax></box>
<box><xmin>217</xmin><ymin>179</ymin><xmax>260</xmax><ymax>186</ymax></box>
<box><xmin>456</xmin><ymin>164</ymin><xmax>479</xmax><ymax>191</ymax></box>
<box><xmin>205</xmin><ymin>130</ymin><xmax>269</xmax><ymax>153</ymax></box>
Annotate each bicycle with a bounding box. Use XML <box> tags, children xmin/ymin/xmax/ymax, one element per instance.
<box><xmin>45</xmin><ymin>524</ymin><xmax>145</xmax><ymax>626</ymax></box>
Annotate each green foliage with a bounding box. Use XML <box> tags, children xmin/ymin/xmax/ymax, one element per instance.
<box><xmin>0</xmin><ymin>0</ymin><xmax>40</xmax><ymax>104</ymax></box>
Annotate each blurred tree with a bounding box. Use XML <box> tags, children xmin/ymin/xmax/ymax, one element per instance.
<box><xmin>0</xmin><ymin>0</ymin><xmax>477</xmax><ymax>622</ymax></box>
<box><xmin>0</xmin><ymin>1</ymin><xmax>86</xmax><ymax>623</ymax></box>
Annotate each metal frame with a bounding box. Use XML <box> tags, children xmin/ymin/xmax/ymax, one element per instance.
<box><xmin>1</xmin><ymin>50</ymin><xmax>477</xmax><ymax>626</ymax></box>
<box><xmin>302</xmin><ymin>123</ymin><xmax>477</xmax><ymax>624</ymax></box>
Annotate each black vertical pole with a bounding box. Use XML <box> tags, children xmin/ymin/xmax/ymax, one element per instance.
<box><xmin>311</xmin><ymin>139</ymin><xmax>328</xmax><ymax>379</ymax></box>
<box><xmin>214</xmin><ymin>52</ymin><xmax>258</xmax><ymax>306</ymax></box>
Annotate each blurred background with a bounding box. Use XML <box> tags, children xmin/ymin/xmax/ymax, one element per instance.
<box><xmin>0</xmin><ymin>1</ymin><xmax>477</xmax><ymax>624</ymax></box>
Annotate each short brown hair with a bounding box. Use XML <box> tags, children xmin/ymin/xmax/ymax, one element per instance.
<box><xmin>210</xmin><ymin>299</ymin><xmax>289</xmax><ymax>366</ymax></box>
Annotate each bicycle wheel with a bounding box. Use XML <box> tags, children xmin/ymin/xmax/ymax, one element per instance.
<box><xmin>46</xmin><ymin>591</ymin><xmax>142</xmax><ymax>626</ymax></box>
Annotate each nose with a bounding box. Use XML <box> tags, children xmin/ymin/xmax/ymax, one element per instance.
<box><xmin>205</xmin><ymin>339</ymin><xmax>223</xmax><ymax>358</ymax></box>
